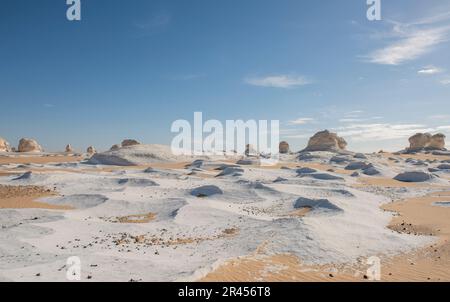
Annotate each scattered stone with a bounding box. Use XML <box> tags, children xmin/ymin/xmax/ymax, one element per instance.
<box><xmin>191</xmin><ymin>185</ymin><xmax>223</xmax><ymax>197</ymax></box>
<box><xmin>296</xmin><ymin>167</ymin><xmax>317</xmax><ymax>174</ymax></box>
<box><xmin>345</xmin><ymin>162</ymin><xmax>371</xmax><ymax>170</ymax></box>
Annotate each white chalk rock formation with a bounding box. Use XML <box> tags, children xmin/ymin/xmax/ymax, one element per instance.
<box><xmin>18</xmin><ymin>138</ymin><xmax>43</xmax><ymax>153</ymax></box>
<box><xmin>408</xmin><ymin>133</ymin><xmax>446</xmax><ymax>150</ymax></box>
<box><xmin>304</xmin><ymin>130</ymin><xmax>347</xmax><ymax>152</ymax></box>
<box><xmin>87</xmin><ymin>146</ymin><xmax>97</xmax><ymax>155</ymax></box>
<box><xmin>121</xmin><ymin>139</ymin><xmax>141</xmax><ymax>147</ymax></box>
<box><xmin>0</xmin><ymin>137</ymin><xmax>11</xmax><ymax>152</ymax></box>
<box><xmin>110</xmin><ymin>144</ymin><xmax>121</xmax><ymax>151</ymax></box>
<box><xmin>429</xmin><ymin>134</ymin><xmax>446</xmax><ymax>150</ymax></box>
<box><xmin>65</xmin><ymin>144</ymin><xmax>73</xmax><ymax>153</ymax></box>
<box><xmin>279</xmin><ymin>141</ymin><xmax>290</xmax><ymax>154</ymax></box>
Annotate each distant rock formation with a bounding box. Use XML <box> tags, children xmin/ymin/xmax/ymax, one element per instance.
<box><xmin>65</xmin><ymin>144</ymin><xmax>73</xmax><ymax>153</ymax></box>
<box><xmin>87</xmin><ymin>146</ymin><xmax>96</xmax><ymax>155</ymax></box>
<box><xmin>0</xmin><ymin>137</ymin><xmax>11</xmax><ymax>152</ymax></box>
<box><xmin>245</xmin><ymin>144</ymin><xmax>257</xmax><ymax>156</ymax></box>
<box><xmin>18</xmin><ymin>138</ymin><xmax>43</xmax><ymax>153</ymax></box>
<box><xmin>304</xmin><ymin>130</ymin><xmax>347</xmax><ymax>152</ymax></box>
<box><xmin>408</xmin><ymin>133</ymin><xmax>446</xmax><ymax>151</ymax></box>
<box><xmin>110</xmin><ymin>144</ymin><xmax>121</xmax><ymax>151</ymax></box>
<box><xmin>279</xmin><ymin>141</ymin><xmax>290</xmax><ymax>154</ymax></box>
<box><xmin>121</xmin><ymin>139</ymin><xmax>141</xmax><ymax>147</ymax></box>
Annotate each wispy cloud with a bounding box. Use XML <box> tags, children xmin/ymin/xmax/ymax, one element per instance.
<box><xmin>334</xmin><ymin>123</ymin><xmax>436</xmax><ymax>141</ymax></box>
<box><xmin>364</xmin><ymin>11</ymin><xmax>450</xmax><ymax>65</ymax></box>
<box><xmin>418</xmin><ymin>65</ymin><xmax>443</xmax><ymax>75</ymax></box>
<box><xmin>289</xmin><ymin>117</ymin><xmax>315</xmax><ymax>125</ymax></box>
<box><xmin>429</xmin><ymin>114</ymin><xmax>450</xmax><ymax>119</ymax></box>
<box><xmin>133</xmin><ymin>11</ymin><xmax>171</xmax><ymax>35</ymax></box>
<box><xmin>440</xmin><ymin>79</ymin><xmax>450</xmax><ymax>85</ymax></box>
<box><xmin>245</xmin><ymin>75</ymin><xmax>311</xmax><ymax>88</ymax></box>
<box><xmin>366</xmin><ymin>27</ymin><xmax>448</xmax><ymax>65</ymax></box>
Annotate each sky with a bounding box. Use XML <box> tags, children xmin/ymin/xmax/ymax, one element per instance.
<box><xmin>0</xmin><ymin>0</ymin><xmax>449</xmax><ymax>152</ymax></box>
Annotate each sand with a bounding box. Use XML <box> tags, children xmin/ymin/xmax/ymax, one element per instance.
<box><xmin>0</xmin><ymin>148</ymin><xmax>449</xmax><ymax>282</ymax></box>
<box><xmin>0</xmin><ymin>185</ymin><xmax>71</xmax><ymax>210</ymax></box>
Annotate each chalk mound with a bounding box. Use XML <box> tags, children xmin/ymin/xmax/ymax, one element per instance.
<box><xmin>121</xmin><ymin>139</ymin><xmax>141</xmax><ymax>147</ymax></box>
<box><xmin>296</xmin><ymin>167</ymin><xmax>317</xmax><ymax>174</ymax></box>
<box><xmin>18</xmin><ymin>138</ymin><xmax>43</xmax><ymax>153</ymax></box>
<box><xmin>330</xmin><ymin>156</ymin><xmax>351</xmax><ymax>164</ymax></box>
<box><xmin>13</xmin><ymin>171</ymin><xmax>33</xmax><ymax>180</ymax></box>
<box><xmin>354</xmin><ymin>153</ymin><xmax>367</xmax><ymax>159</ymax></box>
<box><xmin>0</xmin><ymin>137</ymin><xmax>11</xmax><ymax>152</ymax></box>
<box><xmin>117</xmin><ymin>178</ymin><xmax>159</xmax><ymax>187</ymax></box>
<box><xmin>216</xmin><ymin>167</ymin><xmax>244</xmax><ymax>177</ymax></box>
<box><xmin>304</xmin><ymin>130</ymin><xmax>347</xmax><ymax>152</ymax></box>
<box><xmin>191</xmin><ymin>185</ymin><xmax>223</xmax><ymax>197</ymax></box>
<box><xmin>88</xmin><ymin>144</ymin><xmax>192</xmax><ymax>166</ymax></box>
<box><xmin>302</xmin><ymin>173</ymin><xmax>344</xmax><ymax>181</ymax></box>
<box><xmin>294</xmin><ymin>197</ymin><xmax>343</xmax><ymax>215</ymax></box>
<box><xmin>363</xmin><ymin>167</ymin><xmax>381</xmax><ymax>176</ymax></box>
<box><xmin>345</xmin><ymin>162</ymin><xmax>371</xmax><ymax>170</ymax></box>
<box><xmin>46</xmin><ymin>194</ymin><xmax>108</xmax><ymax>209</ymax></box>
<box><xmin>394</xmin><ymin>171</ymin><xmax>433</xmax><ymax>183</ymax></box>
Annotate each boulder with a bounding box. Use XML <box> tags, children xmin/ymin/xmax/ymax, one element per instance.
<box><xmin>18</xmin><ymin>138</ymin><xmax>43</xmax><ymax>153</ymax></box>
<box><xmin>345</xmin><ymin>162</ymin><xmax>371</xmax><ymax>170</ymax></box>
<box><xmin>304</xmin><ymin>130</ymin><xmax>347</xmax><ymax>152</ymax></box>
<box><xmin>87</xmin><ymin>146</ymin><xmax>96</xmax><ymax>155</ymax></box>
<box><xmin>0</xmin><ymin>137</ymin><xmax>11</xmax><ymax>152</ymax></box>
<box><xmin>121</xmin><ymin>139</ymin><xmax>141</xmax><ymax>148</ymax></box>
<box><xmin>279</xmin><ymin>141</ymin><xmax>290</xmax><ymax>154</ymax></box>
<box><xmin>65</xmin><ymin>144</ymin><xmax>73</xmax><ymax>153</ymax></box>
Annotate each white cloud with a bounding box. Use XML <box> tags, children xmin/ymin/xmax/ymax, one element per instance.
<box><xmin>440</xmin><ymin>79</ymin><xmax>450</xmax><ymax>85</ymax></box>
<box><xmin>289</xmin><ymin>118</ymin><xmax>315</xmax><ymax>125</ymax></box>
<box><xmin>429</xmin><ymin>114</ymin><xmax>450</xmax><ymax>119</ymax></box>
<box><xmin>245</xmin><ymin>75</ymin><xmax>310</xmax><ymax>88</ymax></box>
<box><xmin>418</xmin><ymin>66</ymin><xmax>443</xmax><ymax>75</ymax></box>
<box><xmin>366</xmin><ymin>27</ymin><xmax>448</xmax><ymax>65</ymax></box>
<box><xmin>437</xmin><ymin>125</ymin><xmax>450</xmax><ymax>130</ymax></box>
<box><xmin>334</xmin><ymin>123</ymin><xmax>436</xmax><ymax>141</ymax></box>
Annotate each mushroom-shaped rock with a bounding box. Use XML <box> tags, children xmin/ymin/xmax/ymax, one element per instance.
<box><xmin>18</xmin><ymin>138</ymin><xmax>43</xmax><ymax>153</ymax></box>
<box><xmin>304</xmin><ymin>130</ymin><xmax>347</xmax><ymax>152</ymax></box>
<box><xmin>394</xmin><ymin>171</ymin><xmax>433</xmax><ymax>183</ymax></box>
<box><xmin>279</xmin><ymin>141</ymin><xmax>290</xmax><ymax>154</ymax></box>
<box><xmin>87</xmin><ymin>146</ymin><xmax>96</xmax><ymax>155</ymax></box>
<box><xmin>121</xmin><ymin>139</ymin><xmax>141</xmax><ymax>147</ymax></box>
<box><xmin>65</xmin><ymin>144</ymin><xmax>73</xmax><ymax>153</ymax></box>
<box><xmin>0</xmin><ymin>137</ymin><xmax>11</xmax><ymax>152</ymax></box>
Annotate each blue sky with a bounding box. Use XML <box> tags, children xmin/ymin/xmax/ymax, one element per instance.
<box><xmin>1</xmin><ymin>0</ymin><xmax>449</xmax><ymax>152</ymax></box>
